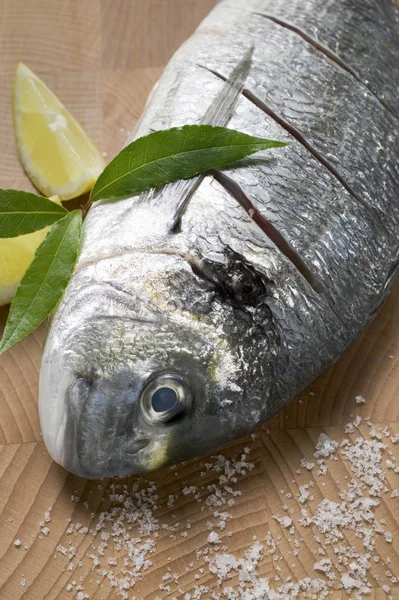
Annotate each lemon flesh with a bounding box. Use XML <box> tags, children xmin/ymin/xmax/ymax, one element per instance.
<box><xmin>0</xmin><ymin>195</ymin><xmax>61</xmax><ymax>307</ymax></box>
<box><xmin>13</xmin><ymin>63</ymin><xmax>105</xmax><ymax>200</ymax></box>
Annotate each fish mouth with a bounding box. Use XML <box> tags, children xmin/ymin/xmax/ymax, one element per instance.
<box><xmin>64</xmin><ymin>436</ymin><xmax>153</xmax><ymax>479</ymax></box>
<box><xmin>59</xmin><ymin>375</ymin><xmax>156</xmax><ymax>479</ymax></box>
<box><xmin>63</xmin><ymin>414</ymin><xmax>154</xmax><ymax>479</ymax></box>
<box><xmin>125</xmin><ymin>438</ymin><xmax>152</xmax><ymax>456</ymax></box>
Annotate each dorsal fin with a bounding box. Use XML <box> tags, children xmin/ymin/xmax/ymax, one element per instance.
<box><xmin>201</xmin><ymin>46</ymin><xmax>254</xmax><ymax>125</ymax></box>
<box><xmin>166</xmin><ymin>47</ymin><xmax>254</xmax><ymax>230</ymax></box>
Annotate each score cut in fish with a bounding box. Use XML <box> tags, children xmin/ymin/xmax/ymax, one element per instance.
<box><xmin>39</xmin><ymin>0</ymin><xmax>399</xmax><ymax>478</ymax></box>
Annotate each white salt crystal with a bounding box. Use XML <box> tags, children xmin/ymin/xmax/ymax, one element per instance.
<box><xmin>314</xmin><ymin>433</ymin><xmax>338</xmax><ymax>458</ymax></box>
<box><xmin>301</xmin><ymin>459</ymin><xmax>315</xmax><ymax>470</ymax></box>
<box><xmin>383</xmin><ymin>584</ymin><xmax>391</xmax><ymax>594</ymax></box>
<box><xmin>207</xmin><ymin>531</ymin><xmax>221</xmax><ymax>544</ymax></box>
<box><xmin>274</xmin><ymin>515</ymin><xmax>292</xmax><ymax>528</ymax></box>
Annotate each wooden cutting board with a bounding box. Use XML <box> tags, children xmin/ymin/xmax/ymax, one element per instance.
<box><xmin>0</xmin><ymin>1</ymin><xmax>398</xmax><ymax>599</ymax></box>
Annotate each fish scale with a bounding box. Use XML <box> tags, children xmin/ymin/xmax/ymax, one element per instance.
<box><xmin>39</xmin><ymin>0</ymin><xmax>399</xmax><ymax>478</ymax></box>
<box><xmin>249</xmin><ymin>0</ymin><xmax>399</xmax><ymax>116</ymax></box>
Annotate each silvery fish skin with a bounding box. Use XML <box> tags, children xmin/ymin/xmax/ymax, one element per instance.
<box><xmin>39</xmin><ymin>0</ymin><xmax>399</xmax><ymax>478</ymax></box>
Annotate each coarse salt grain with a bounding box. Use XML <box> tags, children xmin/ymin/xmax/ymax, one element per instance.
<box><xmin>274</xmin><ymin>515</ymin><xmax>293</xmax><ymax>529</ymax></box>
<box><xmin>298</xmin><ymin>485</ymin><xmax>310</xmax><ymax>504</ymax></box>
<box><xmin>314</xmin><ymin>433</ymin><xmax>338</xmax><ymax>459</ymax></box>
<box><xmin>44</xmin><ymin>508</ymin><xmax>51</xmax><ymax>522</ymax></box>
<box><xmin>300</xmin><ymin>459</ymin><xmax>315</xmax><ymax>470</ymax></box>
<box><xmin>383</xmin><ymin>584</ymin><xmax>391</xmax><ymax>593</ymax></box>
<box><xmin>207</xmin><ymin>531</ymin><xmax>221</xmax><ymax>544</ymax></box>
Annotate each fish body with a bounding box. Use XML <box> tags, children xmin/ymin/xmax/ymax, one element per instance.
<box><xmin>39</xmin><ymin>0</ymin><xmax>399</xmax><ymax>478</ymax></box>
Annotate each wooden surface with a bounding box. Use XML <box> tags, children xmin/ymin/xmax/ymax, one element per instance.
<box><xmin>0</xmin><ymin>1</ymin><xmax>398</xmax><ymax>599</ymax></box>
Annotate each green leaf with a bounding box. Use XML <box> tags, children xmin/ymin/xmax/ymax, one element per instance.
<box><xmin>90</xmin><ymin>125</ymin><xmax>287</xmax><ymax>202</ymax></box>
<box><xmin>0</xmin><ymin>210</ymin><xmax>82</xmax><ymax>354</ymax></box>
<box><xmin>0</xmin><ymin>189</ymin><xmax>67</xmax><ymax>238</ymax></box>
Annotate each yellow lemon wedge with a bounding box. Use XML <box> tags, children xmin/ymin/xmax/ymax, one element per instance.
<box><xmin>13</xmin><ymin>63</ymin><xmax>105</xmax><ymax>201</ymax></box>
<box><xmin>0</xmin><ymin>195</ymin><xmax>62</xmax><ymax>307</ymax></box>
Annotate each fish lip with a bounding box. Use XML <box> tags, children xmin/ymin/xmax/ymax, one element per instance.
<box><xmin>74</xmin><ymin>433</ymin><xmax>154</xmax><ymax>480</ymax></box>
<box><xmin>124</xmin><ymin>438</ymin><xmax>152</xmax><ymax>456</ymax></box>
<box><xmin>69</xmin><ymin>438</ymin><xmax>152</xmax><ymax>479</ymax></box>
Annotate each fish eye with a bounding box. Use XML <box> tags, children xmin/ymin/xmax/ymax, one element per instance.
<box><xmin>151</xmin><ymin>387</ymin><xmax>178</xmax><ymax>412</ymax></box>
<box><xmin>140</xmin><ymin>374</ymin><xmax>191</xmax><ymax>425</ymax></box>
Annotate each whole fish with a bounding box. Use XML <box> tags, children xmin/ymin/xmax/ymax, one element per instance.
<box><xmin>39</xmin><ymin>0</ymin><xmax>399</xmax><ymax>478</ymax></box>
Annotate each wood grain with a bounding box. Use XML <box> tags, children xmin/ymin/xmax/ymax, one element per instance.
<box><xmin>0</xmin><ymin>1</ymin><xmax>398</xmax><ymax>598</ymax></box>
<box><xmin>100</xmin><ymin>0</ymin><xmax>219</xmax><ymax>69</ymax></box>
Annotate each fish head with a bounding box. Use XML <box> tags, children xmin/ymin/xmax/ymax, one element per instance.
<box><xmin>39</xmin><ymin>251</ymin><xmax>268</xmax><ymax>479</ymax></box>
